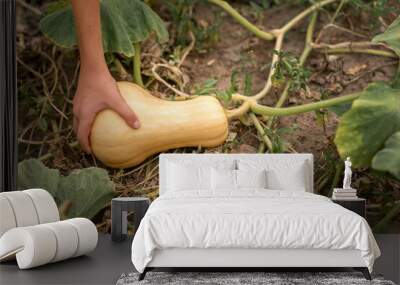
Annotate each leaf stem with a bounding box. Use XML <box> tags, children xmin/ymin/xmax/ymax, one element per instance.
<box><xmin>251</xmin><ymin>33</ymin><xmax>284</xmax><ymax>101</ymax></box>
<box><xmin>133</xmin><ymin>42</ymin><xmax>144</xmax><ymax>87</ymax></box>
<box><xmin>222</xmin><ymin>1</ymin><xmax>343</xmax><ymax>117</ymax></box>
<box><xmin>281</xmin><ymin>0</ymin><xmax>340</xmax><ymax>33</ymax></box>
<box><xmin>266</xmin><ymin>12</ymin><xmax>318</xmax><ymax>128</ymax></box>
<box><xmin>279</xmin><ymin>12</ymin><xmax>317</xmax><ymax>108</ymax></box>
<box><xmin>315</xmin><ymin>47</ymin><xmax>398</xmax><ymax>58</ymax></box>
<box><xmin>207</xmin><ymin>0</ymin><xmax>275</xmax><ymax>41</ymax></box>
<box><xmin>249</xmin><ymin>113</ymin><xmax>273</xmax><ymax>151</ymax></box>
<box><xmin>251</xmin><ymin>92</ymin><xmax>360</xmax><ymax>116</ymax></box>
<box><xmin>329</xmin><ymin>0</ymin><xmax>345</xmax><ymax>24</ymax></box>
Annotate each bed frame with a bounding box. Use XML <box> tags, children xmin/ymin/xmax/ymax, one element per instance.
<box><xmin>139</xmin><ymin>154</ymin><xmax>371</xmax><ymax>280</ymax></box>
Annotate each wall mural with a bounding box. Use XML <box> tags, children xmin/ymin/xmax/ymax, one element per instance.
<box><xmin>16</xmin><ymin>0</ymin><xmax>399</xmax><ymax>233</ymax></box>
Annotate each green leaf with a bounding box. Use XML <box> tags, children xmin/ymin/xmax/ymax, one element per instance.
<box><xmin>17</xmin><ymin>159</ymin><xmax>60</xmax><ymax>199</ymax></box>
<box><xmin>39</xmin><ymin>0</ymin><xmax>169</xmax><ymax>57</ymax></box>
<box><xmin>334</xmin><ymin>82</ymin><xmax>400</xmax><ymax>168</ymax></box>
<box><xmin>58</xmin><ymin>168</ymin><xmax>115</xmax><ymax>219</ymax></box>
<box><xmin>372</xmin><ymin>15</ymin><xmax>400</xmax><ymax>57</ymax></box>
<box><xmin>372</xmin><ymin>131</ymin><xmax>400</xmax><ymax>179</ymax></box>
<box><xmin>17</xmin><ymin>159</ymin><xmax>115</xmax><ymax>219</ymax></box>
<box><xmin>194</xmin><ymin>79</ymin><xmax>218</xmax><ymax>96</ymax></box>
<box><xmin>328</xmin><ymin>102</ymin><xmax>352</xmax><ymax>117</ymax></box>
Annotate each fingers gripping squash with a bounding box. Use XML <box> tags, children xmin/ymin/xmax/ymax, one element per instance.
<box><xmin>91</xmin><ymin>82</ymin><xmax>229</xmax><ymax>168</ymax></box>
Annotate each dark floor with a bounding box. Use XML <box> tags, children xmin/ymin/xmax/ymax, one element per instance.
<box><xmin>0</xmin><ymin>235</ymin><xmax>134</xmax><ymax>285</ymax></box>
<box><xmin>0</xmin><ymin>234</ymin><xmax>399</xmax><ymax>285</ymax></box>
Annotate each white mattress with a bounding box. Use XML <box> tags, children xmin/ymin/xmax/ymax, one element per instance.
<box><xmin>131</xmin><ymin>190</ymin><xmax>380</xmax><ymax>273</ymax></box>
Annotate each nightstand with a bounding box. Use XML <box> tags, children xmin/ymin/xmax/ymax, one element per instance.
<box><xmin>111</xmin><ymin>197</ymin><xmax>150</xmax><ymax>242</ymax></box>
<box><xmin>332</xmin><ymin>198</ymin><xmax>366</xmax><ymax>218</ymax></box>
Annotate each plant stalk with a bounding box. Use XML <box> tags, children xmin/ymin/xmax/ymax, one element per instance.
<box><xmin>281</xmin><ymin>0</ymin><xmax>340</xmax><ymax>33</ymax></box>
<box><xmin>208</xmin><ymin>0</ymin><xmax>275</xmax><ymax>41</ymax></box>
<box><xmin>251</xmin><ymin>92</ymin><xmax>360</xmax><ymax>116</ymax></box>
<box><xmin>315</xmin><ymin>47</ymin><xmax>398</xmax><ymax>58</ymax></box>
<box><xmin>278</xmin><ymin>12</ymin><xmax>317</xmax><ymax>108</ymax></box>
<box><xmin>223</xmin><ymin>1</ymin><xmax>342</xmax><ymax>116</ymax></box>
<box><xmin>330</xmin><ymin>0</ymin><xmax>345</xmax><ymax>24</ymax></box>
<box><xmin>133</xmin><ymin>42</ymin><xmax>144</xmax><ymax>87</ymax></box>
<box><xmin>249</xmin><ymin>113</ymin><xmax>273</xmax><ymax>151</ymax></box>
<box><xmin>266</xmin><ymin>12</ymin><xmax>318</xmax><ymax>128</ymax></box>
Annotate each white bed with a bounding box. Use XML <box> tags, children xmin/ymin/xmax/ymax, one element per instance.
<box><xmin>131</xmin><ymin>154</ymin><xmax>380</xmax><ymax>280</ymax></box>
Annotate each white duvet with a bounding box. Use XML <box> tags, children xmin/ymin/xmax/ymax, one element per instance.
<box><xmin>131</xmin><ymin>190</ymin><xmax>380</xmax><ymax>273</ymax></box>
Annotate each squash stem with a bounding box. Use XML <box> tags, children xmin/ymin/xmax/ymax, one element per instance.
<box><xmin>225</xmin><ymin>100</ymin><xmax>251</xmax><ymax>120</ymax></box>
<box><xmin>251</xmin><ymin>92</ymin><xmax>360</xmax><ymax>116</ymax></box>
<box><xmin>133</xmin><ymin>42</ymin><xmax>144</xmax><ymax>87</ymax></box>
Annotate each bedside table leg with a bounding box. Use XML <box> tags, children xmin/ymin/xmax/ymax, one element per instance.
<box><xmin>111</xmin><ymin>201</ymin><xmax>122</xmax><ymax>242</ymax></box>
<box><xmin>133</xmin><ymin>202</ymin><xmax>150</xmax><ymax>233</ymax></box>
<box><xmin>354</xmin><ymin>267</ymin><xmax>371</xmax><ymax>280</ymax></box>
<box><xmin>138</xmin><ymin>268</ymin><xmax>148</xmax><ymax>281</ymax></box>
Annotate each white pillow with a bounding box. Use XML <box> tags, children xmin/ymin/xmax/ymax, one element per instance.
<box><xmin>266</xmin><ymin>167</ymin><xmax>307</xmax><ymax>191</ymax></box>
<box><xmin>168</xmin><ymin>163</ymin><xmax>212</xmax><ymax>191</ymax></box>
<box><xmin>238</xmin><ymin>160</ymin><xmax>308</xmax><ymax>191</ymax></box>
<box><xmin>212</xmin><ymin>168</ymin><xmax>237</xmax><ymax>190</ymax></box>
<box><xmin>236</xmin><ymin>169</ymin><xmax>267</xmax><ymax>189</ymax></box>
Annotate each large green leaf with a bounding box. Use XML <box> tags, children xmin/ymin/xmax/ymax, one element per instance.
<box><xmin>39</xmin><ymin>0</ymin><xmax>169</xmax><ymax>57</ymax></box>
<box><xmin>334</xmin><ymin>82</ymin><xmax>400</xmax><ymax>167</ymax></box>
<box><xmin>373</xmin><ymin>15</ymin><xmax>400</xmax><ymax>57</ymax></box>
<box><xmin>17</xmin><ymin>159</ymin><xmax>115</xmax><ymax>219</ymax></box>
<box><xmin>328</xmin><ymin>102</ymin><xmax>352</xmax><ymax>117</ymax></box>
<box><xmin>17</xmin><ymin>159</ymin><xmax>60</xmax><ymax>198</ymax></box>
<box><xmin>58</xmin><ymin>168</ymin><xmax>115</xmax><ymax>219</ymax></box>
<box><xmin>372</xmin><ymin>131</ymin><xmax>400</xmax><ymax>179</ymax></box>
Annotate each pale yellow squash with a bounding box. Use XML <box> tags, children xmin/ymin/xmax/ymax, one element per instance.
<box><xmin>90</xmin><ymin>82</ymin><xmax>229</xmax><ymax>168</ymax></box>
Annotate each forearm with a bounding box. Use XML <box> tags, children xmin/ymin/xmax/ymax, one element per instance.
<box><xmin>71</xmin><ymin>0</ymin><xmax>107</xmax><ymax>73</ymax></box>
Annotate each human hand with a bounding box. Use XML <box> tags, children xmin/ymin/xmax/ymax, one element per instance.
<box><xmin>73</xmin><ymin>69</ymin><xmax>140</xmax><ymax>153</ymax></box>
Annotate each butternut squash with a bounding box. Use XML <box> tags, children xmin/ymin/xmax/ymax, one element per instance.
<box><xmin>90</xmin><ymin>82</ymin><xmax>229</xmax><ymax>168</ymax></box>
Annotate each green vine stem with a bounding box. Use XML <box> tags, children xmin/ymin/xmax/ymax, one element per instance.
<box><xmin>267</xmin><ymin>11</ymin><xmax>318</xmax><ymax>128</ymax></box>
<box><xmin>213</xmin><ymin>0</ymin><xmax>398</xmax><ymax>124</ymax></box>
<box><xmin>251</xmin><ymin>34</ymin><xmax>284</xmax><ymax>101</ymax></box>
<box><xmin>330</xmin><ymin>0</ymin><xmax>345</xmax><ymax>24</ymax></box>
<box><xmin>208</xmin><ymin>0</ymin><xmax>275</xmax><ymax>41</ymax></box>
<box><xmin>133</xmin><ymin>42</ymin><xmax>144</xmax><ymax>87</ymax></box>
<box><xmin>311</xmin><ymin>41</ymin><xmax>398</xmax><ymax>58</ymax></box>
<box><xmin>224</xmin><ymin>0</ymin><xmax>342</xmax><ymax>117</ymax></box>
<box><xmin>227</xmin><ymin>12</ymin><xmax>318</xmax><ymax>121</ymax></box>
<box><xmin>251</xmin><ymin>92</ymin><xmax>360</xmax><ymax>116</ymax></box>
<box><xmin>249</xmin><ymin>113</ymin><xmax>273</xmax><ymax>151</ymax></box>
<box><xmin>315</xmin><ymin>47</ymin><xmax>397</xmax><ymax>58</ymax></box>
<box><xmin>280</xmin><ymin>0</ymin><xmax>339</xmax><ymax>34</ymax></box>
